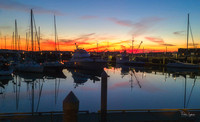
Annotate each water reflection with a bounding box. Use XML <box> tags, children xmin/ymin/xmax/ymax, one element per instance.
<box><xmin>66</xmin><ymin>68</ymin><xmax>103</xmax><ymax>88</ymax></box>
<box><xmin>0</xmin><ymin>66</ymin><xmax>199</xmax><ymax>113</ymax></box>
<box><xmin>0</xmin><ymin>75</ymin><xmax>13</xmax><ymax>95</ymax></box>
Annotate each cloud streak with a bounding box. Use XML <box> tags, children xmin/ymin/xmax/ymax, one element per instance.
<box><xmin>0</xmin><ymin>26</ymin><xmax>11</xmax><ymax>30</ymax></box>
<box><xmin>108</xmin><ymin>18</ymin><xmax>133</xmax><ymax>27</ymax></box>
<box><xmin>145</xmin><ymin>37</ymin><xmax>175</xmax><ymax>46</ymax></box>
<box><xmin>173</xmin><ymin>31</ymin><xmax>185</xmax><ymax>36</ymax></box>
<box><xmin>0</xmin><ymin>0</ymin><xmax>64</xmax><ymax>15</ymax></box>
<box><xmin>41</xmin><ymin>33</ymin><xmax>96</xmax><ymax>48</ymax></box>
<box><xmin>109</xmin><ymin>17</ymin><xmax>164</xmax><ymax>37</ymax></box>
<box><xmin>80</xmin><ymin>15</ymin><xmax>98</xmax><ymax>20</ymax></box>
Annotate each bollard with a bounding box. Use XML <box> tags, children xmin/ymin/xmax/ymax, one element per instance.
<box><xmin>101</xmin><ymin>71</ymin><xmax>109</xmax><ymax>122</ymax></box>
<box><xmin>191</xmin><ymin>56</ymin><xmax>193</xmax><ymax>64</ymax></box>
<box><xmin>163</xmin><ymin>57</ymin><xmax>165</xmax><ymax>65</ymax></box>
<box><xmin>63</xmin><ymin>91</ymin><xmax>79</xmax><ymax>122</ymax></box>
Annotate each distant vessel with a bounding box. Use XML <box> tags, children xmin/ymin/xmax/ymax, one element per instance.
<box><xmin>116</xmin><ymin>51</ymin><xmax>129</xmax><ymax>64</ymax></box>
<box><xmin>0</xmin><ymin>56</ymin><xmax>13</xmax><ymax>76</ymax></box>
<box><xmin>65</xmin><ymin>44</ymin><xmax>107</xmax><ymax>70</ymax></box>
<box><xmin>166</xmin><ymin>14</ymin><xmax>199</xmax><ymax>69</ymax></box>
<box><xmin>15</xmin><ymin>9</ymin><xmax>43</xmax><ymax>73</ymax></box>
<box><xmin>116</xmin><ymin>51</ymin><xmax>145</xmax><ymax>66</ymax></box>
<box><xmin>43</xmin><ymin>61</ymin><xmax>64</xmax><ymax>72</ymax></box>
<box><xmin>16</xmin><ymin>61</ymin><xmax>44</xmax><ymax>73</ymax></box>
<box><xmin>0</xmin><ymin>69</ymin><xmax>13</xmax><ymax>76</ymax></box>
<box><xmin>43</xmin><ymin>15</ymin><xmax>64</xmax><ymax>73</ymax></box>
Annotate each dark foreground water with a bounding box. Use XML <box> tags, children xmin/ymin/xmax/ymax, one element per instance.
<box><xmin>0</xmin><ymin>65</ymin><xmax>200</xmax><ymax>113</ymax></box>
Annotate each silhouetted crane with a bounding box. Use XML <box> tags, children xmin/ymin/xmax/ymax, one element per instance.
<box><xmin>135</xmin><ymin>41</ymin><xmax>143</xmax><ymax>53</ymax></box>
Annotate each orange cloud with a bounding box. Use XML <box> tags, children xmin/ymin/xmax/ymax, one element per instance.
<box><xmin>145</xmin><ymin>37</ymin><xmax>164</xmax><ymax>43</ymax></box>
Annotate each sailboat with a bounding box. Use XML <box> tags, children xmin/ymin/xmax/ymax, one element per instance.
<box><xmin>15</xmin><ymin>9</ymin><xmax>44</xmax><ymax>73</ymax></box>
<box><xmin>167</xmin><ymin>14</ymin><xmax>199</xmax><ymax>69</ymax></box>
<box><xmin>116</xmin><ymin>39</ymin><xmax>145</xmax><ymax>66</ymax></box>
<box><xmin>0</xmin><ymin>56</ymin><xmax>13</xmax><ymax>76</ymax></box>
<box><xmin>43</xmin><ymin>15</ymin><xmax>64</xmax><ymax>73</ymax></box>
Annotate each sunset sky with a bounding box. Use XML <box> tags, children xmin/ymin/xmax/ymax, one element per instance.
<box><xmin>0</xmin><ymin>0</ymin><xmax>200</xmax><ymax>53</ymax></box>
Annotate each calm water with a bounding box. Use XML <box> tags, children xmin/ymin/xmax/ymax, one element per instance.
<box><xmin>0</xmin><ymin>65</ymin><xmax>200</xmax><ymax>113</ymax></box>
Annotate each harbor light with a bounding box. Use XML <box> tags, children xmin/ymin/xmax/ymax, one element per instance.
<box><xmin>174</xmin><ymin>77</ymin><xmax>176</xmax><ymax>80</ymax></box>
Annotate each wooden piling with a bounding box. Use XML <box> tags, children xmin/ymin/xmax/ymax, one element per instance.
<box><xmin>101</xmin><ymin>71</ymin><xmax>109</xmax><ymax>122</ymax></box>
<box><xmin>63</xmin><ymin>91</ymin><xmax>79</xmax><ymax>122</ymax></box>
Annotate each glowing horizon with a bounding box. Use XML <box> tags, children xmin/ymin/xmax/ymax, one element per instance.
<box><xmin>0</xmin><ymin>0</ymin><xmax>199</xmax><ymax>53</ymax></box>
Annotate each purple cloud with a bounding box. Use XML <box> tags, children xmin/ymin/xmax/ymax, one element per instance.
<box><xmin>161</xmin><ymin>43</ymin><xmax>176</xmax><ymax>46</ymax></box>
<box><xmin>80</xmin><ymin>15</ymin><xmax>97</xmax><ymax>20</ymax></box>
<box><xmin>145</xmin><ymin>36</ymin><xmax>175</xmax><ymax>46</ymax></box>
<box><xmin>173</xmin><ymin>31</ymin><xmax>185</xmax><ymax>36</ymax></box>
<box><xmin>145</xmin><ymin>37</ymin><xmax>164</xmax><ymax>44</ymax></box>
<box><xmin>188</xmin><ymin>43</ymin><xmax>199</xmax><ymax>47</ymax></box>
<box><xmin>108</xmin><ymin>16</ymin><xmax>164</xmax><ymax>37</ymax></box>
<box><xmin>108</xmin><ymin>17</ymin><xmax>133</xmax><ymax>27</ymax></box>
<box><xmin>131</xmin><ymin>17</ymin><xmax>164</xmax><ymax>37</ymax></box>
<box><xmin>0</xmin><ymin>0</ymin><xmax>64</xmax><ymax>15</ymax></box>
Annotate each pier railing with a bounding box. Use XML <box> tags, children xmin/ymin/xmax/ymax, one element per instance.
<box><xmin>0</xmin><ymin>110</ymin><xmax>89</xmax><ymax>117</ymax></box>
<box><xmin>98</xmin><ymin>108</ymin><xmax>200</xmax><ymax>114</ymax></box>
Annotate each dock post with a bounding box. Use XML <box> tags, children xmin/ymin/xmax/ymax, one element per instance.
<box><xmin>101</xmin><ymin>71</ymin><xmax>108</xmax><ymax>122</ymax></box>
<box><xmin>163</xmin><ymin>56</ymin><xmax>165</xmax><ymax>65</ymax></box>
<box><xmin>191</xmin><ymin>56</ymin><xmax>193</xmax><ymax>64</ymax></box>
<box><xmin>63</xmin><ymin>91</ymin><xmax>79</xmax><ymax>122</ymax></box>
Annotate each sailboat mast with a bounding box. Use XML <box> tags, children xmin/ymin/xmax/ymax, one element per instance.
<box><xmin>15</xmin><ymin>20</ymin><xmax>18</xmax><ymax>50</ymax></box>
<box><xmin>187</xmin><ymin>13</ymin><xmax>189</xmax><ymax>51</ymax></box>
<box><xmin>132</xmin><ymin>36</ymin><xmax>134</xmax><ymax>57</ymax></box>
<box><xmin>38</xmin><ymin>26</ymin><xmax>40</xmax><ymax>51</ymax></box>
<box><xmin>4</xmin><ymin>36</ymin><xmax>6</xmax><ymax>49</ymax></box>
<box><xmin>54</xmin><ymin>15</ymin><xmax>57</xmax><ymax>51</ymax></box>
<box><xmin>26</xmin><ymin>32</ymin><xmax>28</xmax><ymax>51</ymax></box>
<box><xmin>18</xmin><ymin>35</ymin><xmax>20</xmax><ymax>50</ymax></box>
<box><xmin>31</xmin><ymin>9</ymin><xmax>34</xmax><ymax>52</ymax></box>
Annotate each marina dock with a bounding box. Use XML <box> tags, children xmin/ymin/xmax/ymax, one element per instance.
<box><xmin>0</xmin><ymin>109</ymin><xmax>199</xmax><ymax>122</ymax></box>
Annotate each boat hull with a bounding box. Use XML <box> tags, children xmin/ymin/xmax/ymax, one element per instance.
<box><xmin>15</xmin><ymin>64</ymin><xmax>44</xmax><ymax>73</ymax></box>
<box><xmin>43</xmin><ymin>62</ymin><xmax>64</xmax><ymax>73</ymax></box>
<box><xmin>167</xmin><ymin>63</ymin><xmax>200</xmax><ymax>69</ymax></box>
<box><xmin>0</xmin><ymin>69</ymin><xmax>13</xmax><ymax>76</ymax></box>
